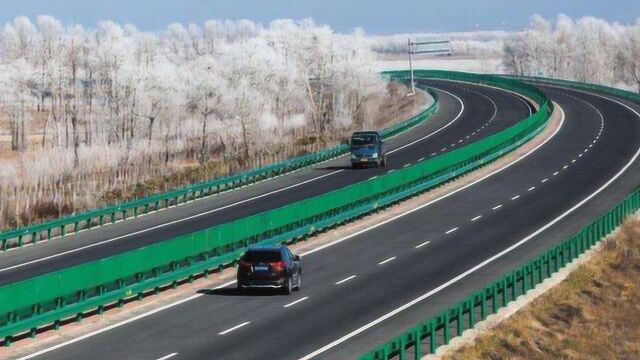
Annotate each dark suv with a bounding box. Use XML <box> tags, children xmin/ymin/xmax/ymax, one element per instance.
<box><xmin>237</xmin><ymin>245</ymin><xmax>302</xmax><ymax>294</ymax></box>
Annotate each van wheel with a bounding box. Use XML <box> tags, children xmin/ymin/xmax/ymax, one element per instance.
<box><xmin>382</xmin><ymin>156</ymin><xmax>387</xmax><ymax>167</ymax></box>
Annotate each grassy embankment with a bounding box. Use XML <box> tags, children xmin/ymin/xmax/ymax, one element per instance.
<box><xmin>444</xmin><ymin>216</ymin><xmax>640</xmax><ymax>360</ymax></box>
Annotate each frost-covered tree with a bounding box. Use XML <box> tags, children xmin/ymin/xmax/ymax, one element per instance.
<box><xmin>0</xmin><ymin>16</ymin><xmax>394</xmax><ymax>227</ymax></box>
<box><xmin>502</xmin><ymin>14</ymin><xmax>639</xmax><ymax>90</ymax></box>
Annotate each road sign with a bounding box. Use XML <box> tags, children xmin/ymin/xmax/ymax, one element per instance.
<box><xmin>412</xmin><ymin>37</ymin><xmax>452</xmax><ymax>55</ymax></box>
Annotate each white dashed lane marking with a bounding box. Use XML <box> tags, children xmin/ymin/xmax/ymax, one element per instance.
<box><xmin>378</xmin><ymin>257</ymin><xmax>397</xmax><ymax>265</ymax></box>
<box><xmin>415</xmin><ymin>241</ymin><xmax>431</xmax><ymax>249</ymax></box>
<box><xmin>219</xmin><ymin>322</ymin><xmax>251</xmax><ymax>335</ymax></box>
<box><xmin>335</xmin><ymin>275</ymin><xmax>357</xmax><ymax>285</ymax></box>
<box><xmin>284</xmin><ymin>297</ymin><xmax>309</xmax><ymax>308</ymax></box>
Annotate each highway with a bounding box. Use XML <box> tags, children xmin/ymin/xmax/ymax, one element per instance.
<box><xmin>0</xmin><ymin>79</ymin><xmax>532</xmax><ymax>285</ymax></box>
<box><xmin>17</xmin><ymin>80</ymin><xmax>640</xmax><ymax>360</ymax></box>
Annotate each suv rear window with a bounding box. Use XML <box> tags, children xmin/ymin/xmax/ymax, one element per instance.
<box><xmin>244</xmin><ymin>250</ymin><xmax>281</xmax><ymax>263</ymax></box>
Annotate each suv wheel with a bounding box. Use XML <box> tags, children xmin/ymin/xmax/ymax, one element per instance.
<box><xmin>283</xmin><ymin>277</ymin><xmax>292</xmax><ymax>295</ymax></box>
<box><xmin>294</xmin><ymin>274</ymin><xmax>301</xmax><ymax>291</ymax></box>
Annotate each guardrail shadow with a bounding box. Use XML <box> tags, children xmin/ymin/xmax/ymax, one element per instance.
<box><xmin>197</xmin><ymin>288</ymin><xmax>284</xmax><ymax>297</ymax></box>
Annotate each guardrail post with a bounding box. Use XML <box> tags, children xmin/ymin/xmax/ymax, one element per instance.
<box><xmin>456</xmin><ymin>305</ymin><xmax>464</xmax><ymax>335</ymax></box>
<box><xmin>501</xmin><ymin>277</ymin><xmax>508</xmax><ymax>307</ymax></box>
<box><xmin>443</xmin><ymin>312</ymin><xmax>451</xmax><ymax>345</ymax></box>
<box><xmin>398</xmin><ymin>337</ymin><xmax>407</xmax><ymax>360</ymax></box>
<box><xmin>413</xmin><ymin>327</ymin><xmax>422</xmax><ymax>360</ymax></box>
<box><xmin>468</xmin><ymin>297</ymin><xmax>475</xmax><ymax>328</ymax></box>
<box><xmin>428</xmin><ymin>320</ymin><xmax>437</xmax><ymax>354</ymax></box>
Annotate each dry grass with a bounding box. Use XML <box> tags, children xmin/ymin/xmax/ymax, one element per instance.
<box><xmin>0</xmin><ymin>82</ymin><xmax>426</xmax><ymax>229</ymax></box>
<box><xmin>443</xmin><ymin>216</ymin><xmax>640</xmax><ymax>360</ymax></box>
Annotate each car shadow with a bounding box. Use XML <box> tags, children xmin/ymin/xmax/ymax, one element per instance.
<box><xmin>198</xmin><ymin>288</ymin><xmax>283</xmax><ymax>297</ymax></box>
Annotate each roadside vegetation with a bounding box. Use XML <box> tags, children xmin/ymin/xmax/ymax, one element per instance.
<box><xmin>0</xmin><ymin>16</ymin><xmax>425</xmax><ymax>229</ymax></box>
<box><xmin>373</xmin><ymin>15</ymin><xmax>640</xmax><ymax>92</ymax></box>
<box><xmin>443</xmin><ymin>216</ymin><xmax>640</xmax><ymax>360</ymax></box>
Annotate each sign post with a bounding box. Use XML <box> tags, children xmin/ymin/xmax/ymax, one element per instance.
<box><xmin>407</xmin><ymin>37</ymin><xmax>452</xmax><ymax>94</ymax></box>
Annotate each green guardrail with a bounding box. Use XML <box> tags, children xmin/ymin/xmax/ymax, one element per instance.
<box><xmin>506</xmin><ymin>75</ymin><xmax>640</xmax><ymax>102</ymax></box>
<box><xmin>0</xmin><ymin>70</ymin><xmax>552</xmax><ymax>345</ymax></box>
<box><xmin>359</xmin><ymin>76</ymin><xmax>640</xmax><ymax>360</ymax></box>
<box><xmin>0</xmin><ymin>84</ymin><xmax>439</xmax><ymax>251</ymax></box>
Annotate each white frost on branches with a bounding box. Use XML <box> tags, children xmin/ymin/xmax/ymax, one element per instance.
<box><xmin>0</xmin><ymin>16</ymin><xmax>389</xmax><ymax>226</ymax></box>
<box><xmin>503</xmin><ymin>14</ymin><xmax>640</xmax><ymax>91</ymax></box>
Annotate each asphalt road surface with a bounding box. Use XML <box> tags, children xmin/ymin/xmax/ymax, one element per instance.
<box><xmin>22</xmin><ymin>80</ymin><xmax>640</xmax><ymax>360</ymax></box>
<box><xmin>0</xmin><ymin>79</ymin><xmax>532</xmax><ymax>285</ymax></box>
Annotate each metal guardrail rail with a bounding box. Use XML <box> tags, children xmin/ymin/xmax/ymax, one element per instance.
<box><xmin>0</xmin><ymin>70</ymin><xmax>552</xmax><ymax>345</ymax></box>
<box><xmin>0</xmin><ymin>84</ymin><xmax>439</xmax><ymax>251</ymax></box>
<box><xmin>358</xmin><ymin>75</ymin><xmax>640</xmax><ymax>360</ymax></box>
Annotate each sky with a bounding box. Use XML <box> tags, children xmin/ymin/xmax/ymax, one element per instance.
<box><xmin>1</xmin><ymin>0</ymin><xmax>639</xmax><ymax>34</ymax></box>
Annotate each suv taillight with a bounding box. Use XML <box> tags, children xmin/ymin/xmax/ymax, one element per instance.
<box><xmin>271</xmin><ymin>261</ymin><xmax>286</xmax><ymax>269</ymax></box>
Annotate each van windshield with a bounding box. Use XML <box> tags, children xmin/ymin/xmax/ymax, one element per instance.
<box><xmin>351</xmin><ymin>134</ymin><xmax>376</xmax><ymax>148</ymax></box>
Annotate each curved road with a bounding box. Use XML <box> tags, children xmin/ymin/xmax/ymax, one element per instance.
<box><xmin>0</xmin><ymin>79</ymin><xmax>532</xmax><ymax>285</ymax></box>
<box><xmin>15</xmin><ymin>81</ymin><xmax>640</xmax><ymax>360</ymax></box>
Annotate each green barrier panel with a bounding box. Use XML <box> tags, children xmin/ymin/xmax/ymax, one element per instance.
<box><xmin>358</xmin><ymin>75</ymin><xmax>640</xmax><ymax>360</ymax></box>
<box><xmin>0</xmin><ymin>70</ymin><xmax>552</xmax><ymax>345</ymax></box>
<box><xmin>0</xmin><ymin>82</ymin><xmax>439</xmax><ymax>251</ymax></box>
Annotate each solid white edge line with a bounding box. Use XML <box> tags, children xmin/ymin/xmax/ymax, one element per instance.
<box><xmin>387</xmin><ymin>86</ymin><xmax>465</xmax><ymax>155</ymax></box>
<box><xmin>283</xmin><ymin>297</ymin><xmax>309</xmax><ymax>308</ymax></box>
<box><xmin>2</xmin><ymin>83</ymin><xmax>467</xmax><ymax>273</ymax></box>
<box><xmin>415</xmin><ymin>241</ymin><xmax>431</xmax><ymax>249</ymax></box>
<box><xmin>300</xmin><ymin>103</ymin><xmax>565</xmax><ymax>258</ymax></box>
<box><xmin>218</xmin><ymin>321</ymin><xmax>251</xmax><ymax>335</ymax></box>
<box><xmin>156</xmin><ymin>353</ymin><xmax>178</xmax><ymax>360</ymax></box>
<box><xmin>0</xmin><ymin>170</ymin><xmax>344</xmax><ymax>274</ymax></box>
<box><xmin>378</xmin><ymin>257</ymin><xmax>397</xmax><ymax>265</ymax></box>
<box><xmin>17</xmin><ymin>93</ymin><xmax>562</xmax><ymax>360</ymax></box>
<box><xmin>298</xmin><ymin>90</ymin><xmax>640</xmax><ymax>360</ymax></box>
<box><xmin>335</xmin><ymin>275</ymin><xmax>357</xmax><ymax>285</ymax></box>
